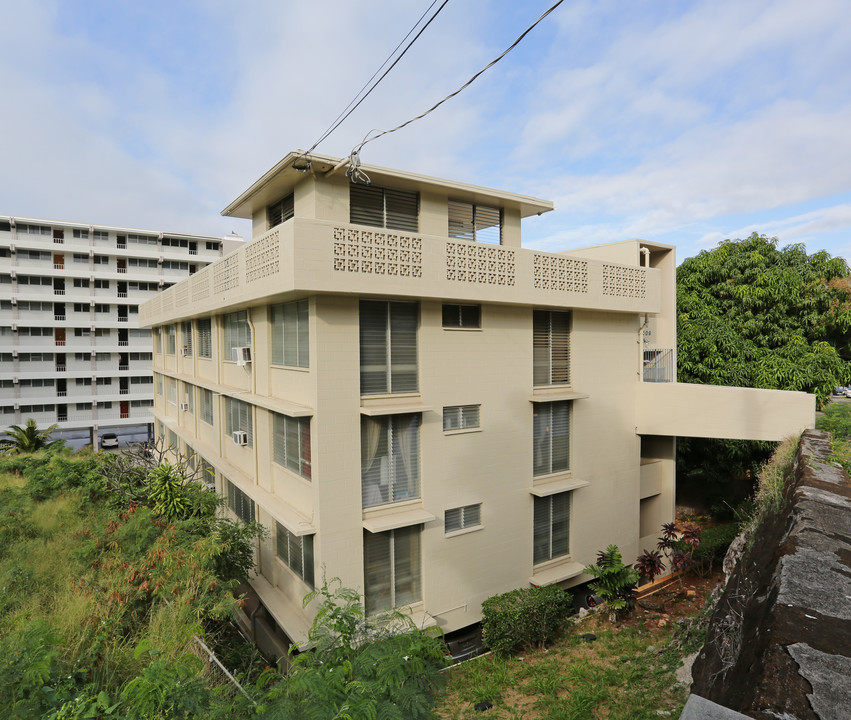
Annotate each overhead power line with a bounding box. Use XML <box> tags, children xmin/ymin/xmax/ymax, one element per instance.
<box><xmin>304</xmin><ymin>0</ymin><xmax>451</xmax><ymax>157</ymax></box>
<box><xmin>346</xmin><ymin>0</ymin><xmax>566</xmax><ymax>183</ymax></box>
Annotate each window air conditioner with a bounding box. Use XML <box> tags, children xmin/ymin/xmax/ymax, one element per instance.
<box><xmin>12</xmin><ymin>350</ymin><xmax>18</xmax><ymax>358</ymax></box>
<box><xmin>179</xmin><ymin>402</ymin><xmax>189</xmax><ymax>411</ymax></box>
<box><xmin>234</xmin><ymin>346</ymin><xmax>252</xmax><ymax>366</ymax></box>
<box><xmin>10</xmin><ymin>297</ymin><xmax>16</xmax><ymax>305</ymax></box>
<box><xmin>181</xmin><ymin>348</ymin><xmax>189</xmax><ymax>356</ymax></box>
<box><xmin>232</xmin><ymin>430</ymin><xmax>248</xmax><ymax>446</ymax></box>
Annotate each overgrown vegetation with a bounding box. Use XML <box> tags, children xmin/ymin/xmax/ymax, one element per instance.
<box><xmin>481</xmin><ymin>585</ymin><xmax>574</xmax><ymax>658</ymax></box>
<box><xmin>584</xmin><ymin>545</ymin><xmax>639</xmax><ymax>621</ymax></box>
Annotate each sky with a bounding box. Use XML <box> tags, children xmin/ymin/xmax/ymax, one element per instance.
<box><xmin>1</xmin><ymin>0</ymin><xmax>850</xmax><ymax>264</ymax></box>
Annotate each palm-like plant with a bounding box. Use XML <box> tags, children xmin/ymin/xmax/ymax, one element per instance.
<box><xmin>0</xmin><ymin>418</ymin><xmax>60</xmax><ymax>455</ymax></box>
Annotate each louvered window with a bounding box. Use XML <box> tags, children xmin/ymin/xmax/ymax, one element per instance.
<box><xmin>182</xmin><ymin>321</ymin><xmax>193</xmax><ymax>356</ymax></box>
<box><xmin>267</xmin><ymin>194</ymin><xmax>294</xmax><ymax>229</ymax></box>
<box><xmin>226</xmin><ymin>397</ymin><xmax>253</xmax><ymax>447</ymax></box>
<box><xmin>442</xmin><ymin>303</ymin><xmax>481</xmax><ymax>328</ymax></box>
<box><xmin>223</xmin><ymin>311</ymin><xmax>251</xmax><ymax>362</ymax></box>
<box><xmin>363</xmin><ymin>526</ymin><xmax>421</xmax><ymax>614</ymax></box>
<box><xmin>448</xmin><ymin>200</ymin><xmax>502</xmax><ymax>244</ymax></box>
<box><xmin>445</xmin><ymin>504</ymin><xmax>482</xmax><ymax>533</ymax></box>
<box><xmin>166</xmin><ymin>325</ymin><xmax>176</xmax><ymax>355</ymax></box>
<box><xmin>276</xmin><ymin>523</ymin><xmax>314</xmax><ymax>587</ymax></box>
<box><xmin>200</xmin><ymin>388</ymin><xmax>213</xmax><ymax>425</ymax></box>
<box><xmin>443</xmin><ymin>405</ymin><xmax>480</xmax><ymax>431</ymax></box>
<box><xmin>273</xmin><ymin>413</ymin><xmax>311</xmax><ymax>480</ymax></box>
<box><xmin>197</xmin><ymin>318</ymin><xmax>212</xmax><ymax>358</ymax></box>
<box><xmin>533</xmin><ymin>310</ymin><xmax>571</xmax><ymax>385</ymax></box>
<box><xmin>167</xmin><ymin>378</ymin><xmax>177</xmax><ymax>405</ymax></box>
<box><xmin>271</xmin><ymin>300</ymin><xmax>309</xmax><ymax>367</ymax></box>
<box><xmin>361</xmin><ymin>413</ymin><xmax>420</xmax><ymax>508</ymax></box>
<box><xmin>533</xmin><ymin>401</ymin><xmax>570</xmax><ymax>476</ymax></box>
<box><xmin>227</xmin><ymin>479</ymin><xmax>255</xmax><ymax>524</ymax></box>
<box><xmin>350</xmin><ymin>184</ymin><xmax>419</xmax><ymax>233</ymax></box>
<box><xmin>183</xmin><ymin>382</ymin><xmax>194</xmax><ymax>414</ymax></box>
<box><xmin>533</xmin><ymin>492</ymin><xmax>571</xmax><ymax>564</ymax></box>
<box><xmin>359</xmin><ymin>300</ymin><xmax>418</xmax><ymax>395</ymax></box>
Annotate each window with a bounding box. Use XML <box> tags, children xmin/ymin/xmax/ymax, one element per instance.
<box><xmin>276</xmin><ymin>523</ymin><xmax>314</xmax><ymax>587</ymax></box>
<box><xmin>267</xmin><ymin>193</ymin><xmax>294</xmax><ymax>229</ymax></box>
<box><xmin>200</xmin><ymin>456</ymin><xmax>215</xmax><ymax>486</ymax></box>
<box><xmin>443</xmin><ymin>405</ymin><xmax>480</xmax><ymax>431</ymax></box>
<box><xmin>445</xmin><ymin>504</ymin><xmax>482</xmax><ymax>533</ymax></box>
<box><xmin>201</xmin><ymin>388</ymin><xmax>214</xmax><ymax>425</ymax></box>
<box><xmin>442</xmin><ymin>304</ymin><xmax>481</xmax><ymax>329</ymax></box>
<box><xmin>533</xmin><ymin>492</ymin><xmax>571</xmax><ymax>564</ymax></box>
<box><xmin>223</xmin><ymin>311</ymin><xmax>250</xmax><ymax>362</ymax></box>
<box><xmin>533</xmin><ymin>310</ymin><xmax>571</xmax><ymax>385</ymax></box>
<box><xmin>94</xmin><ymin>279</ymin><xmax>109</xmax><ymax>289</ymax></box>
<box><xmin>166</xmin><ymin>325</ymin><xmax>176</xmax><ymax>355</ymax></box>
<box><xmin>363</xmin><ymin>526</ymin><xmax>421</xmax><ymax>614</ymax></box>
<box><xmin>271</xmin><ymin>300</ymin><xmax>308</xmax><ymax>367</ymax></box>
<box><xmin>226</xmin><ymin>397</ymin><xmax>253</xmax><ymax>447</ymax></box>
<box><xmin>153</xmin><ymin>328</ymin><xmax>161</xmax><ymax>354</ymax></box>
<box><xmin>227</xmin><ymin>479</ymin><xmax>255</xmax><ymax>524</ymax></box>
<box><xmin>92</xmin><ymin>255</ymin><xmax>108</xmax><ymax>265</ymax></box>
<box><xmin>350</xmin><ymin>184</ymin><xmax>418</xmax><ymax>232</ymax></box>
<box><xmin>73</xmin><ymin>278</ymin><xmax>89</xmax><ymax>288</ymax></box>
<box><xmin>205</xmin><ymin>241</ymin><xmax>220</xmax><ymax>252</ymax></box>
<box><xmin>533</xmin><ymin>401</ymin><xmax>570</xmax><ymax>476</ymax></box>
<box><xmin>448</xmin><ymin>200</ymin><xmax>502</xmax><ymax>244</ymax></box>
<box><xmin>359</xmin><ymin>300</ymin><xmax>418</xmax><ymax>395</ymax></box>
<box><xmin>155</xmin><ymin>374</ymin><xmax>163</xmax><ymax>397</ymax></box>
<box><xmin>72</xmin><ymin>229</ymin><xmax>89</xmax><ymax>239</ymax></box>
<box><xmin>167</xmin><ymin>378</ymin><xmax>177</xmax><ymax>405</ymax></box>
<box><xmin>182</xmin><ymin>321</ymin><xmax>193</xmax><ymax>356</ymax></box>
<box><xmin>183</xmin><ymin>382</ymin><xmax>194</xmax><ymax>413</ymax></box>
<box><xmin>273</xmin><ymin>413</ymin><xmax>311</xmax><ymax>480</ymax></box>
<box><xmin>361</xmin><ymin>414</ymin><xmax>420</xmax><ymax>508</ymax></box>
<box><xmin>197</xmin><ymin>318</ymin><xmax>212</xmax><ymax>358</ymax></box>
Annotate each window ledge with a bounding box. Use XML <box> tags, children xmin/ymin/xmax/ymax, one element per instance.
<box><xmin>363</xmin><ymin>505</ymin><xmax>436</xmax><ymax>533</ymax></box>
<box><xmin>360</xmin><ymin>396</ymin><xmax>432</xmax><ymax>416</ymax></box>
<box><xmin>529</xmin><ymin>560</ymin><xmax>585</xmax><ymax>587</ymax></box>
<box><xmin>444</xmin><ymin>524</ymin><xmax>484</xmax><ymax>539</ymax></box>
<box><xmin>442</xmin><ymin>327</ymin><xmax>482</xmax><ymax>332</ymax></box>
<box><xmin>529</xmin><ymin>388</ymin><xmax>589</xmax><ymax>402</ymax></box>
<box><xmin>443</xmin><ymin>427</ymin><xmax>482</xmax><ymax>436</ymax></box>
<box><xmin>530</xmin><ymin>476</ymin><xmax>590</xmax><ymax>496</ymax></box>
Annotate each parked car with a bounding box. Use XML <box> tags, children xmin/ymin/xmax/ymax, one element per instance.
<box><xmin>845</xmin><ymin>389</ymin><xmax>851</xmax><ymax>399</ymax></box>
<box><xmin>833</xmin><ymin>387</ymin><xmax>846</xmax><ymax>396</ymax></box>
<box><xmin>100</xmin><ymin>432</ymin><xmax>119</xmax><ymax>449</ymax></box>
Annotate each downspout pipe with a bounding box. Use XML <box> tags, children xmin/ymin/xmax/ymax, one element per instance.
<box><xmin>640</xmin><ymin>246</ymin><xmax>650</xmax><ymax>267</ymax></box>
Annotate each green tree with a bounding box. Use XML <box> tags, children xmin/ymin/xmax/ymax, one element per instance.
<box><xmin>0</xmin><ymin>419</ymin><xmax>61</xmax><ymax>455</ymax></box>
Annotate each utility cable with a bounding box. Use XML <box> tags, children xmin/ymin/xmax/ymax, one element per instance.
<box><xmin>302</xmin><ymin>0</ymin><xmax>451</xmax><ymax>159</ymax></box>
<box><xmin>347</xmin><ymin>0</ymin><xmax>565</xmax><ymax>179</ymax></box>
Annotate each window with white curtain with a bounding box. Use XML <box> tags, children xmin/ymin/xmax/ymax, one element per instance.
<box><xmin>363</xmin><ymin>526</ymin><xmax>421</xmax><ymax>614</ymax></box>
<box><xmin>276</xmin><ymin>522</ymin><xmax>314</xmax><ymax>587</ymax></box>
<box><xmin>197</xmin><ymin>318</ymin><xmax>212</xmax><ymax>358</ymax></box>
<box><xmin>445</xmin><ymin>504</ymin><xmax>482</xmax><ymax>533</ymax></box>
<box><xmin>226</xmin><ymin>397</ymin><xmax>253</xmax><ymax>446</ymax></box>
<box><xmin>361</xmin><ymin>414</ymin><xmax>420</xmax><ymax>508</ymax></box>
<box><xmin>533</xmin><ymin>492</ymin><xmax>571</xmax><ymax>564</ymax></box>
<box><xmin>273</xmin><ymin>413</ymin><xmax>311</xmax><ymax>480</ymax></box>
<box><xmin>448</xmin><ymin>200</ymin><xmax>502</xmax><ymax>244</ymax></box>
<box><xmin>533</xmin><ymin>401</ymin><xmax>570</xmax><ymax>476</ymax></box>
<box><xmin>271</xmin><ymin>300</ymin><xmax>308</xmax><ymax>367</ymax></box>
<box><xmin>359</xmin><ymin>300</ymin><xmax>418</xmax><ymax>395</ymax></box>
<box><xmin>533</xmin><ymin>310</ymin><xmax>571</xmax><ymax>385</ymax></box>
<box><xmin>223</xmin><ymin>311</ymin><xmax>251</xmax><ymax>362</ymax></box>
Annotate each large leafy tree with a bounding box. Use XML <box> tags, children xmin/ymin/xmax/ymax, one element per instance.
<box><xmin>676</xmin><ymin>233</ymin><xmax>851</xmax><ymax>502</ymax></box>
<box><xmin>0</xmin><ymin>418</ymin><xmax>60</xmax><ymax>455</ymax></box>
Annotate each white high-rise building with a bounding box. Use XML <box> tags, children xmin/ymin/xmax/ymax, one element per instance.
<box><xmin>0</xmin><ymin>215</ymin><xmax>242</xmax><ymax>448</ymax></box>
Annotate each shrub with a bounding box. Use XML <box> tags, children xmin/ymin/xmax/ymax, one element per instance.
<box><xmin>634</xmin><ymin>549</ymin><xmax>665</xmax><ymax>586</ymax></box>
<box><xmin>481</xmin><ymin>584</ymin><xmax>573</xmax><ymax>657</ymax></box>
<box><xmin>584</xmin><ymin>545</ymin><xmax>639</xmax><ymax>620</ymax></box>
<box><xmin>693</xmin><ymin>523</ymin><xmax>739</xmax><ymax>573</ymax></box>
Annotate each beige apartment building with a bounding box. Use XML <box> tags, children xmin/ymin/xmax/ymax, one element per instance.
<box><xmin>139</xmin><ymin>152</ymin><xmax>813</xmax><ymax>656</ymax></box>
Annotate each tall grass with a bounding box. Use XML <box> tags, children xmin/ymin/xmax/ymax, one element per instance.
<box><xmin>752</xmin><ymin>434</ymin><xmax>799</xmax><ymax>519</ymax></box>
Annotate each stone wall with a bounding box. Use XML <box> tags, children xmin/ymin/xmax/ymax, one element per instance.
<box><xmin>688</xmin><ymin>429</ymin><xmax>851</xmax><ymax>719</ymax></box>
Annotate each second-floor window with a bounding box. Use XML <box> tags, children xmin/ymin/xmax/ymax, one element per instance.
<box><xmin>361</xmin><ymin>413</ymin><xmax>420</xmax><ymax>508</ymax></box>
<box><xmin>226</xmin><ymin>397</ymin><xmax>253</xmax><ymax>447</ymax></box>
<box><xmin>533</xmin><ymin>401</ymin><xmax>570</xmax><ymax>476</ymax></box>
<box><xmin>350</xmin><ymin>184</ymin><xmax>418</xmax><ymax>233</ymax></box>
<box><xmin>166</xmin><ymin>325</ymin><xmax>176</xmax><ymax>355</ymax></box>
<box><xmin>200</xmin><ymin>388</ymin><xmax>214</xmax><ymax>425</ymax></box>
<box><xmin>223</xmin><ymin>311</ymin><xmax>251</xmax><ymax>362</ymax></box>
<box><xmin>271</xmin><ymin>300</ymin><xmax>308</xmax><ymax>367</ymax></box>
<box><xmin>197</xmin><ymin>318</ymin><xmax>212</xmax><ymax>358</ymax></box>
<box><xmin>359</xmin><ymin>300</ymin><xmax>418</xmax><ymax>395</ymax></box>
<box><xmin>182</xmin><ymin>321</ymin><xmax>193</xmax><ymax>356</ymax></box>
<box><xmin>533</xmin><ymin>310</ymin><xmax>571</xmax><ymax>385</ymax></box>
<box><xmin>448</xmin><ymin>200</ymin><xmax>502</xmax><ymax>244</ymax></box>
<box><xmin>267</xmin><ymin>193</ymin><xmax>294</xmax><ymax>230</ymax></box>
<box><xmin>273</xmin><ymin>412</ymin><xmax>311</xmax><ymax>480</ymax></box>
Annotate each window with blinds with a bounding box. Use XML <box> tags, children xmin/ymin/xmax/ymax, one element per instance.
<box><xmin>271</xmin><ymin>300</ymin><xmax>309</xmax><ymax>367</ymax></box>
<box><xmin>276</xmin><ymin>522</ymin><xmax>314</xmax><ymax>587</ymax></box>
<box><xmin>448</xmin><ymin>200</ymin><xmax>502</xmax><ymax>244</ymax></box>
<box><xmin>200</xmin><ymin>456</ymin><xmax>215</xmax><ymax>487</ymax></box>
<box><xmin>442</xmin><ymin>303</ymin><xmax>481</xmax><ymax>329</ymax></box>
<box><xmin>155</xmin><ymin>374</ymin><xmax>163</xmax><ymax>396</ymax></box>
<box><xmin>200</xmin><ymin>388</ymin><xmax>213</xmax><ymax>425</ymax></box>
<box><xmin>350</xmin><ymin>184</ymin><xmax>419</xmax><ymax>233</ymax></box>
<box><xmin>267</xmin><ymin>193</ymin><xmax>294</xmax><ymax>230</ymax></box>
<box><xmin>166</xmin><ymin>325</ymin><xmax>176</xmax><ymax>354</ymax></box>
<box><xmin>183</xmin><ymin>382</ymin><xmax>194</xmax><ymax>413</ymax></box>
<box><xmin>442</xmin><ymin>405</ymin><xmax>480</xmax><ymax>431</ymax></box>
<box><xmin>533</xmin><ymin>492</ymin><xmax>571</xmax><ymax>564</ymax></box>
<box><xmin>359</xmin><ymin>300</ymin><xmax>418</xmax><ymax>395</ymax></box>
<box><xmin>226</xmin><ymin>397</ymin><xmax>253</xmax><ymax>447</ymax></box>
<box><xmin>533</xmin><ymin>310</ymin><xmax>571</xmax><ymax>385</ymax></box>
<box><xmin>445</xmin><ymin>504</ymin><xmax>482</xmax><ymax>533</ymax></box>
<box><xmin>363</xmin><ymin>526</ymin><xmax>421</xmax><ymax>614</ymax></box>
<box><xmin>167</xmin><ymin>378</ymin><xmax>177</xmax><ymax>405</ymax></box>
<box><xmin>361</xmin><ymin>413</ymin><xmax>420</xmax><ymax>508</ymax></box>
<box><xmin>197</xmin><ymin>318</ymin><xmax>212</xmax><ymax>358</ymax></box>
<box><xmin>223</xmin><ymin>311</ymin><xmax>251</xmax><ymax>362</ymax></box>
<box><xmin>273</xmin><ymin>413</ymin><xmax>311</xmax><ymax>480</ymax></box>
<box><xmin>182</xmin><ymin>321</ymin><xmax>193</xmax><ymax>356</ymax></box>
<box><xmin>227</xmin><ymin>479</ymin><xmax>255</xmax><ymax>524</ymax></box>
<box><xmin>533</xmin><ymin>400</ymin><xmax>571</xmax><ymax>476</ymax></box>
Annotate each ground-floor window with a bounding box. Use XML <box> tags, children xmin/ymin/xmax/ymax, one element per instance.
<box><xmin>533</xmin><ymin>492</ymin><xmax>571</xmax><ymax>564</ymax></box>
<box><xmin>276</xmin><ymin>522</ymin><xmax>314</xmax><ymax>588</ymax></box>
<box><xmin>363</xmin><ymin>526</ymin><xmax>421</xmax><ymax>614</ymax></box>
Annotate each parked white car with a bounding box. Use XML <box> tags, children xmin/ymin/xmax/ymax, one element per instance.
<box><xmin>100</xmin><ymin>432</ymin><xmax>119</xmax><ymax>449</ymax></box>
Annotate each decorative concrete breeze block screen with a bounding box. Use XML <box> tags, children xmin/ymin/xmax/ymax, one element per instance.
<box><xmin>333</xmin><ymin>228</ymin><xmax>423</xmax><ymax>277</ymax></box>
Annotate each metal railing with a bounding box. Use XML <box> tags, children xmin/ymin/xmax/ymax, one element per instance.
<box><xmin>643</xmin><ymin>348</ymin><xmax>674</xmax><ymax>383</ymax></box>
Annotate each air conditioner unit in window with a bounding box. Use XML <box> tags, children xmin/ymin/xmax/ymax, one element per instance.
<box><xmin>10</xmin><ymin>297</ymin><xmax>16</xmax><ymax>305</ymax></box>
<box><xmin>234</xmin><ymin>346</ymin><xmax>252</xmax><ymax>366</ymax></box>
<box><xmin>179</xmin><ymin>402</ymin><xmax>189</xmax><ymax>411</ymax></box>
<box><xmin>232</xmin><ymin>430</ymin><xmax>248</xmax><ymax>446</ymax></box>
<box><xmin>181</xmin><ymin>348</ymin><xmax>189</xmax><ymax>356</ymax></box>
